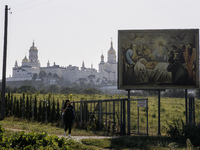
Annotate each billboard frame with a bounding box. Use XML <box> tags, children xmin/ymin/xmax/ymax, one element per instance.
<box><xmin>118</xmin><ymin>29</ymin><xmax>199</xmax><ymax>90</ymax></box>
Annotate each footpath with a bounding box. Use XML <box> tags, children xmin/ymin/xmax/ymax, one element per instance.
<box><xmin>57</xmin><ymin>135</ymin><xmax>117</xmax><ymax>140</ymax></box>
<box><xmin>5</xmin><ymin>128</ymin><xmax>118</xmax><ymax>141</ymax></box>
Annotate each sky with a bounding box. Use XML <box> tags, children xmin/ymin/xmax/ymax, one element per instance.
<box><xmin>0</xmin><ymin>0</ymin><xmax>200</xmax><ymax>78</ymax></box>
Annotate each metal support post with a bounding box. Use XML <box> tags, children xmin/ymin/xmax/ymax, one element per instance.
<box><xmin>158</xmin><ymin>90</ymin><xmax>161</xmax><ymax>135</ymax></box>
<box><xmin>127</xmin><ymin>89</ymin><xmax>131</xmax><ymax>135</ymax></box>
<box><xmin>123</xmin><ymin>99</ymin><xmax>126</xmax><ymax>135</ymax></box>
<box><xmin>185</xmin><ymin>89</ymin><xmax>188</xmax><ymax>125</ymax></box>
<box><xmin>1</xmin><ymin>5</ymin><xmax>9</xmax><ymax>120</ymax></box>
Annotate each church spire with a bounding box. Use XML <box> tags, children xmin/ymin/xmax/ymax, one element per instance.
<box><xmin>91</xmin><ymin>62</ymin><xmax>93</xmax><ymax>69</ymax></box>
<box><xmin>101</xmin><ymin>51</ymin><xmax>104</xmax><ymax>63</ymax></box>
<box><xmin>32</xmin><ymin>39</ymin><xmax>35</xmax><ymax>47</ymax></box>
<box><xmin>82</xmin><ymin>61</ymin><xmax>85</xmax><ymax>68</ymax></box>
<box><xmin>107</xmin><ymin>37</ymin><xmax>116</xmax><ymax>63</ymax></box>
<box><xmin>47</xmin><ymin>60</ymin><xmax>50</xmax><ymax>67</ymax></box>
<box><xmin>81</xmin><ymin>61</ymin><xmax>86</xmax><ymax>71</ymax></box>
<box><xmin>14</xmin><ymin>60</ymin><xmax>18</xmax><ymax>68</ymax></box>
<box><xmin>111</xmin><ymin>37</ymin><xmax>113</xmax><ymax>48</ymax></box>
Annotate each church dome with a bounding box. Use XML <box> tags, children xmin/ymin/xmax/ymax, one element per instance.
<box><xmin>30</xmin><ymin>41</ymin><xmax>37</xmax><ymax>50</ymax></box>
<box><xmin>22</xmin><ymin>56</ymin><xmax>29</xmax><ymax>62</ymax></box>
<box><xmin>107</xmin><ymin>39</ymin><xmax>116</xmax><ymax>55</ymax></box>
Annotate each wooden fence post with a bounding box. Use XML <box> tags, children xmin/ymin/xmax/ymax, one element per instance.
<box><xmin>120</xmin><ymin>100</ymin><xmax>123</xmax><ymax>135</ymax></box>
<box><xmin>123</xmin><ymin>99</ymin><xmax>126</xmax><ymax>135</ymax></box>
<box><xmin>98</xmin><ymin>101</ymin><xmax>102</xmax><ymax>129</ymax></box>
<box><xmin>11</xmin><ymin>96</ymin><xmax>13</xmax><ymax>116</ymax></box>
<box><xmin>113</xmin><ymin>101</ymin><xmax>115</xmax><ymax>133</ymax></box>
<box><xmin>22</xmin><ymin>97</ymin><xmax>25</xmax><ymax>118</ymax></box>
<box><xmin>106</xmin><ymin>101</ymin><xmax>107</xmax><ymax>128</ymax></box>
<box><xmin>84</xmin><ymin>102</ymin><xmax>86</xmax><ymax>122</ymax></box>
<box><xmin>32</xmin><ymin>99</ymin><xmax>34</xmax><ymax>121</ymax></box>
<box><xmin>45</xmin><ymin>100</ymin><xmax>48</xmax><ymax>123</ymax></box>
<box><xmin>61</xmin><ymin>100</ymin><xmax>64</xmax><ymax>126</ymax></box>
<box><xmin>80</xmin><ymin>98</ymin><xmax>83</xmax><ymax>126</ymax></box>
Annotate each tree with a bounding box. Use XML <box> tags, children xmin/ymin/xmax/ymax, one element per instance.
<box><xmin>56</xmin><ymin>100</ymin><xmax>60</xmax><ymax>122</ymax></box>
<box><xmin>50</xmin><ymin>98</ymin><xmax>56</xmax><ymax>122</ymax></box>
<box><xmin>38</xmin><ymin>100</ymin><xmax>42</xmax><ymax>122</ymax></box>
<box><xmin>39</xmin><ymin>70</ymin><xmax>47</xmax><ymax>80</ymax></box>
<box><xmin>60</xmin><ymin>87</ymin><xmax>74</xmax><ymax>94</ymax></box>
<box><xmin>52</xmin><ymin>73</ymin><xmax>58</xmax><ymax>79</ymax></box>
<box><xmin>12</xmin><ymin>87</ymin><xmax>19</xmax><ymax>93</ymax></box>
<box><xmin>39</xmin><ymin>89</ymin><xmax>47</xmax><ymax>94</ymax></box>
<box><xmin>83</xmin><ymin>88</ymin><xmax>102</xmax><ymax>94</ymax></box>
<box><xmin>5</xmin><ymin>86</ymin><xmax>12</xmax><ymax>93</ymax></box>
<box><xmin>32</xmin><ymin>73</ymin><xmax>38</xmax><ymax>80</ymax></box>
<box><xmin>48</xmin><ymin>72</ymin><xmax>52</xmax><ymax>77</ymax></box>
<box><xmin>47</xmin><ymin>85</ymin><xmax>60</xmax><ymax>93</ymax></box>
<box><xmin>34</xmin><ymin>95</ymin><xmax>37</xmax><ymax>121</ymax></box>
<box><xmin>25</xmin><ymin>95</ymin><xmax>30</xmax><ymax>119</ymax></box>
<box><xmin>19</xmin><ymin>85</ymin><xmax>37</xmax><ymax>93</ymax></box>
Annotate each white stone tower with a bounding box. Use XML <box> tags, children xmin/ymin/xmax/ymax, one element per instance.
<box><xmin>29</xmin><ymin>41</ymin><xmax>40</xmax><ymax>68</ymax></box>
<box><xmin>107</xmin><ymin>38</ymin><xmax>116</xmax><ymax>64</ymax></box>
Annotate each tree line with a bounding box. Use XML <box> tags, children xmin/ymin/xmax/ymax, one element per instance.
<box><xmin>1</xmin><ymin>93</ymin><xmax>62</xmax><ymax>125</ymax></box>
<box><xmin>0</xmin><ymin>84</ymin><xmax>103</xmax><ymax>95</ymax></box>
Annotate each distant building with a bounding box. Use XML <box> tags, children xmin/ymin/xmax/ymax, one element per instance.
<box><xmin>7</xmin><ymin>41</ymin><xmax>40</xmax><ymax>82</ymax></box>
<box><xmin>6</xmin><ymin>39</ymin><xmax>117</xmax><ymax>87</ymax></box>
<box><xmin>99</xmin><ymin>39</ymin><xmax>117</xmax><ymax>84</ymax></box>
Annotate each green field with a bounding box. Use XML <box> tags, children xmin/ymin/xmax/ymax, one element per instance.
<box><xmin>3</xmin><ymin>93</ymin><xmax>200</xmax><ymax>135</ymax></box>
<box><xmin>0</xmin><ymin>116</ymin><xmax>198</xmax><ymax>149</ymax></box>
<box><xmin>0</xmin><ymin>93</ymin><xmax>200</xmax><ymax>149</ymax></box>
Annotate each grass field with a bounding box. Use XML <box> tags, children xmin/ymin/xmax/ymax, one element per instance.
<box><xmin>0</xmin><ymin>117</ymin><xmax>197</xmax><ymax>150</ymax></box>
<box><xmin>6</xmin><ymin>93</ymin><xmax>200</xmax><ymax>135</ymax></box>
<box><xmin>1</xmin><ymin>94</ymin><xmax>200</xmax><ymax>149</ymax></box>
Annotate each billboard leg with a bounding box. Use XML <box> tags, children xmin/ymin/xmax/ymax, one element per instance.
<box><xmin>158</xmin><ymin>89</ymin><xmax>161</xmax><ymax>135</ymax></box>
<box><xmin>127</xmin><ymin>89</ymin><xmax>131</xmax><ymax>135</ymax></box>
<box><xmin>185</xmin><ymin>89</ymin><xmax>188</xmax><ymax>125</ymax></box>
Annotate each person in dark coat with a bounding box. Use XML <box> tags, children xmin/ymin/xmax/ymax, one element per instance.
<box><xmin>167</xmin><ymin>51</ymin><xmax>189</xmax><ymax>85</ymax></box>
<box><xmin>62</xmin><ymin>100</ymin><xmax>75</xmax><ymax>137</ymax></box>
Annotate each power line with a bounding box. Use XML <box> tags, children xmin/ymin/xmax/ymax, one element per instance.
<box><xmin>11</xmin><ymin>0</ymin><xmax>43</xmax><ymax>9</ymax></box>
<box><xmin>0</xmin><ymin>0</ymin><xmax>42</xmax><ymax>19</ymax></box>
<box><xmin>1</xmin><ymin>0</ymin><xmax>55</xmax><ymax>14</ymax></box>
<box><xmin>13</xmin><ymin>0</ymin><xmax>54</xmax><ymax>13</ymax></box>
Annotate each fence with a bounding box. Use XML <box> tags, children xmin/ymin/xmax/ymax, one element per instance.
<box><xmin>0</xmin><ymin>93</ymin><xmax>149</xmax><ymax>135</ymax></box>
<box><xmin>0</xmin><ymin>94</ymin><xmax>61</xmax><ymax>124</ymax></box>
<box><xmin>72</xmin><ymin>98</ymin><xmax>149</xmax><ymax>135</ymax></box>
<box><xmin>1</xmin><ymin>93</ymin><xmax>200</xmax><ymax>135</ymax></box>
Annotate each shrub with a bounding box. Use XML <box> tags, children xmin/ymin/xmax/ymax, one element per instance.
<box><xmin>0</xmin><ymin>126</ymin><xmax>76</xmax><ymax>149</ymax></box>
<box><xmin>166</xmin><ymin>119</ymin><xmax>200</xmax><ymax>146</ymax></box>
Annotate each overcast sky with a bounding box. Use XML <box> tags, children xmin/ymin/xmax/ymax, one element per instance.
<box><xmin>0</xmin><ymin>0</ymin><xmax>200</xmax><ymax>78</ymax></box>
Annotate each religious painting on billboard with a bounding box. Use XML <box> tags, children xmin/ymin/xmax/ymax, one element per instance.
<box><xmin>118</xmin><ymin>29</ymin><xmax>199</xmax><ymax>89</ymax></box>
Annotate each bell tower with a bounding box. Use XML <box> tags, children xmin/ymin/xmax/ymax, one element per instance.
<box><xmin>29</xmin><ymin>41</ymin><xmax>40</xmax><ymax>68</ymax></box>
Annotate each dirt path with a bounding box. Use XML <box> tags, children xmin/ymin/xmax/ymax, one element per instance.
<box><xmin>57</xmin><ymin>135</ymin><xmax>116</xmax><ymax>140</ymax></box>
<box><xmin>5</xmin><ymin>128</ymin><xmax>118</xmax><ymax>141</ymax></box>
<box><xmin>57</xmin><ymin>134</ymin><xmax>118</xmax><ymax>140</ymax></box>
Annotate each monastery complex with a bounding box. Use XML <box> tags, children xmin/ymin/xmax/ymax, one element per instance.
<box><xmin>7</xmin><ymin>40</ymin><xmax>117</xmax><ymax>88</ymax></box>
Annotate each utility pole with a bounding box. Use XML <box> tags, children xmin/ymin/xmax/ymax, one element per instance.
<box><xmin>1</xmin><ymin>5</ymin><xmax>9</xmax><ymax>120</ymax></box>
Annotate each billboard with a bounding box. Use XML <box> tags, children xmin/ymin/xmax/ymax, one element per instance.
<box><xmin>118</xmin><ymin>29</ymin><xmax>199</xmax><ymax>90</ymax></box>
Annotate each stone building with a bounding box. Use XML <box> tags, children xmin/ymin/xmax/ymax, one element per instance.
<box><xmin>99</xmin><ymin>39</ymin><xmax>117</xmax><ymax>85</ymax></box>
<box><xmin>6</xmin><ymin>39</ymin><xmax>117</xmax><ymax>87</ymax></box>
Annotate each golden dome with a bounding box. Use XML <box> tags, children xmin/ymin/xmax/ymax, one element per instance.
<box><xmin>108</xmin><ymin>49</ymin><xmax>116</xmax><ymax>54</ymax></box>
<box><xmin>108</xmin><ymin>40</ymin><xmax>116</xmax><ymax>55</ymax></box>
<box><xmin>22</xmin><ymin>56</ymin><xmax>29</xmax><ymax>62</ymax></box>
<box><xmin>30</xmin><ymin>41</ymin><xmax>37</xmax><ymax>50</ymax></box>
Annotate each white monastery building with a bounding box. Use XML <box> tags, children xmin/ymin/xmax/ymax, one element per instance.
<box><xmin>7</xmin><ymin>39</ymin><xmax>117</xmax><ymax>86</ymax></box>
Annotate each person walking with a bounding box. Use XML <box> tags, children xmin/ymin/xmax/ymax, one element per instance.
<box><xmin>62</xmin><ymin>100</ymin><xmax>75</xmax><ymax>138</ymax></box>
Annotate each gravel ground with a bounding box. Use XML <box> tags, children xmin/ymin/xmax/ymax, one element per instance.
<box><xmin>5</xmin><ymin>128</ymin><xmax>118</xmax><ymax>141</ymax></box>
<box><xmin>57</xmin><ymin>134</ymin><xmax>118</xmax><ymax>140</ymax></box>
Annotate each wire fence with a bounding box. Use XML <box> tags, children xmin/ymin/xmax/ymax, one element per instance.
<box><xmin>1</xmin><ymin>93</ymin><xmax>200</xmax><ymax>135</ymax></box>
